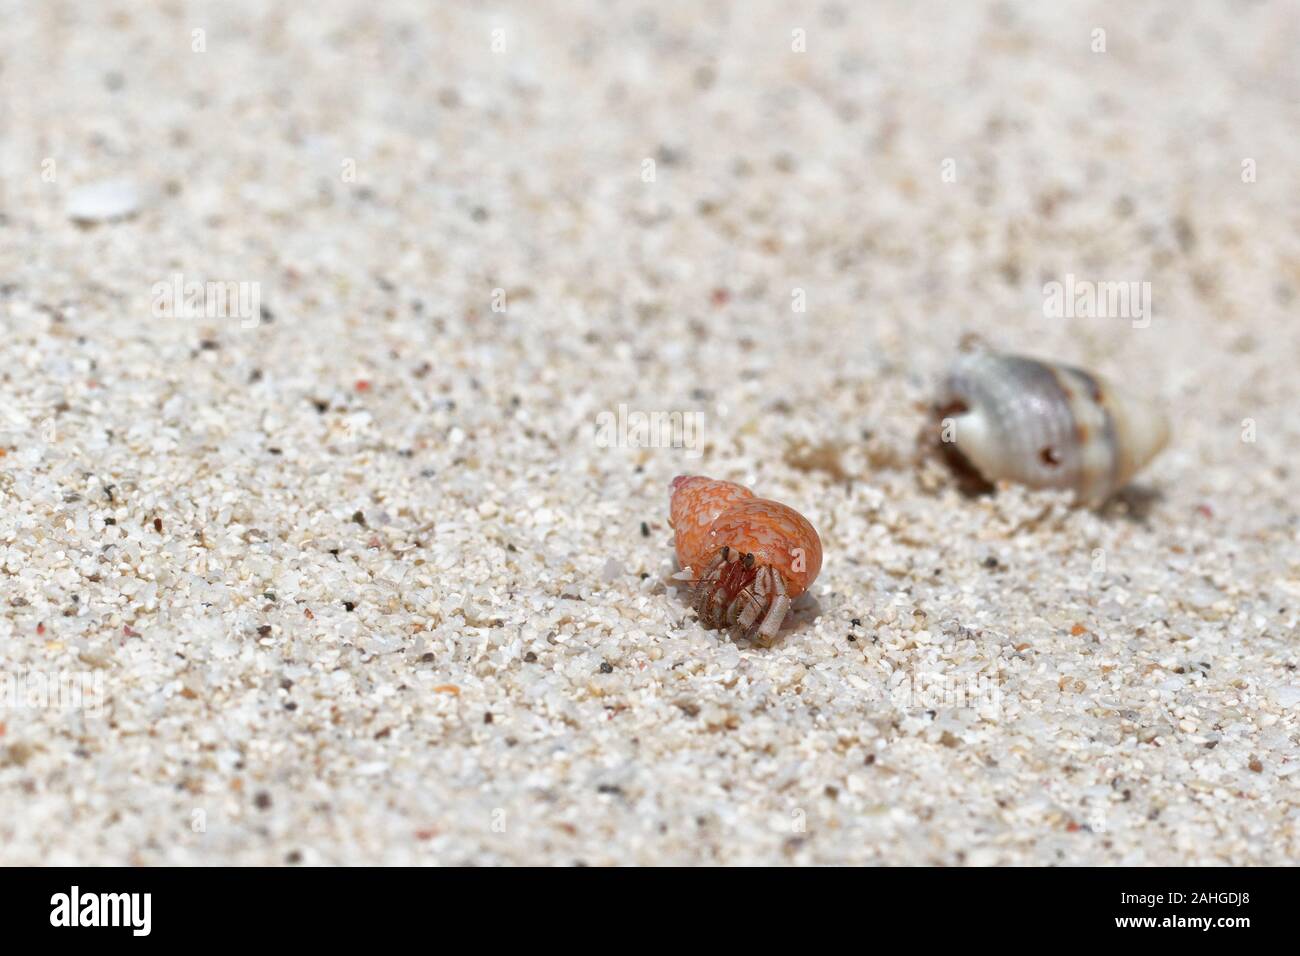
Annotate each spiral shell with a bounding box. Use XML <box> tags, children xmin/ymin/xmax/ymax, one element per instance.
<box><xmin>669</xmin><ymin>476</ymin><xmax>822</xmax><ymax>645</ymax></box>
<box><xmin>935</xmin><ymin>352</ymin><xmax>1170</xmax><ymax>507</ymax></box>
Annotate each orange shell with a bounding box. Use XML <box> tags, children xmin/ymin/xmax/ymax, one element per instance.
<box><xmin>669</xmin><ymin>475</ymin><xmax>822</xmax><ymax>598</ymax></box>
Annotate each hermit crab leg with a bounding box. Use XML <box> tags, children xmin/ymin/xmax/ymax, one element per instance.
<box><xmin>690</xmin><ymin>551</ymin><xmax>727</xmax><ymax>619</ymax></box>
<box><xmin>728</xmin><ymin>574</ymin><xmax>766</xmax><ymax>631</ymax></box>
<box><xmin>754</xmin><ymin>571</ymin><xmax>789</xmax><ymax>644</ymax></box>
<box><xmin>723</xmin><ymin>592</ymin><xmax>747</xmax><ymax>627</ymax></box>
<box><xmin>734</xmin><ymin>567</ymin><xmax>771</xmax><ymax>633</ymax></box>
<box><xmin>705</xmin><ymin>584</ymin><xmax>729</xmax><ymax>625</ymax></box>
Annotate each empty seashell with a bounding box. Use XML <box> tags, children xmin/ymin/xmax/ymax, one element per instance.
<box><xmin>935</xmin><ymin>352</ymin><xmax>1170</xmax><ymax>507</ymax></box>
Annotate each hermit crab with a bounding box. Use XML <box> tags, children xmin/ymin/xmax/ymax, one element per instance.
<box><xmin>668</xmin><ymin>475</ymin><xmax>822</xmax><ymax>645</ymax></box>
<box><xmin>935</xmin><ymin>351</ymin><xmax>1170</xmax><ymax>507</ymax></box>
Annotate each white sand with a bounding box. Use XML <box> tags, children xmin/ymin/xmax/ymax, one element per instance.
<box><xmin>0</xmin><ymin>1</ymin><xmax>1297</xmax><ymax>864</ymax></box>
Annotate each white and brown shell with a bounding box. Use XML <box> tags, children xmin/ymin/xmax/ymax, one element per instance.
<box><xmin>935</xmin><ymin>352</ymin><xmax>1170</xmax><ymax>507</ymax></box>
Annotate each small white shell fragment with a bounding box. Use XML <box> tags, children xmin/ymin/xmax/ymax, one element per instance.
<box><xmin>66</xmin><ymin>178</ymin><xmax>141</xmax><ymax>223</ymax></box>
<box><xmin>936</xmin><ymin>351</ymin><xmax>1170</xmax><ymax>507</ymax></box>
